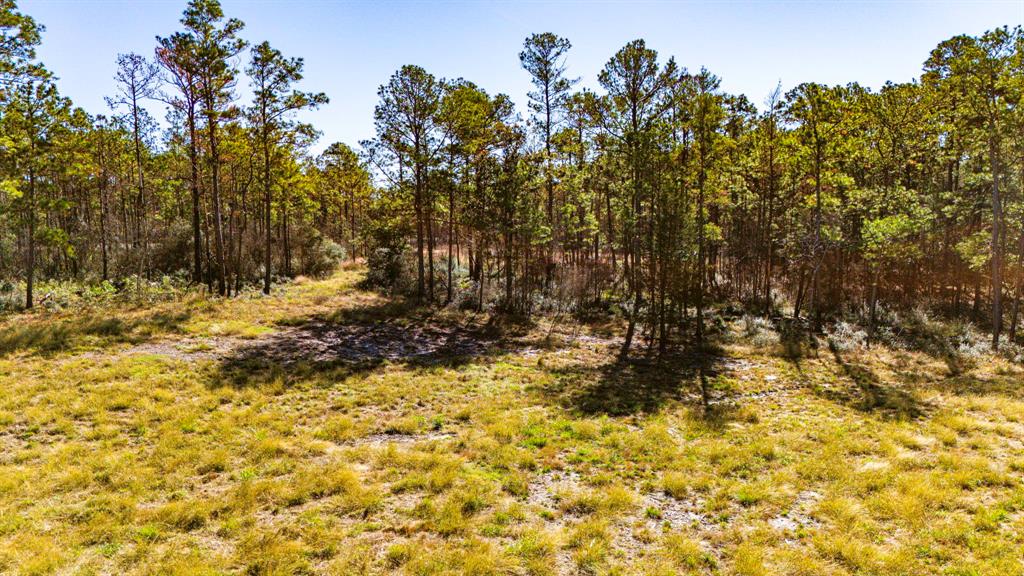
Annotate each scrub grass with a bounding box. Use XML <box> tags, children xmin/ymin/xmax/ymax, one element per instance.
<box><xmin>0</xmin><ymin>268</ymin><xmax>1021</xmax><ymax>575</ymax></box>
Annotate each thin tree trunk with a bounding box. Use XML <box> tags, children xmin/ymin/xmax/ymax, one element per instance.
<box><xmin>262</xmin><ymin>132</ymin><xmax>273</xmax><ymax>294</ymax></box>
<box><xmin>26</xmin><ymin>164</ymin><xmax>36</xmax><ymax>309</ymax></box>
<box><xmin>988</xmin><ymin>135</ymin><xmax>1003</xmax><ymax>349</ymax></box>
<box><xmin>207</xmin><ymin>110</ymin><xmax>227</xmax><ymax>296</ymax></box>
<box><xmin>131</xmin><ymin>91</ymin><xmax>148</xmax><ymax>291</ymax></box>
<box><xmin>188</xmin><ymin>106</ymin><xmax>203</xmax><ymax>285</ymax></box>
<box><xmin>446</xmin><ymin>179</ymin><xmax>454</xmax><ymax>305</ymax></box>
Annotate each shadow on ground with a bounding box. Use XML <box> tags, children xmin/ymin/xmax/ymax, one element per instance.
<box><xmin>924</xmin><ymin>371</ymin><xmax>1024</xmax><ymax>401</ymax></box>
<box><xmin>538</xmin><ymin>343</ymin><xmax>730</xmax><ymax>418</ymax></box>
<box><xmin>0</xmin><ymin>310</ymin><xmax>192</xmax><ymax>357</ymax></box>
<box><xmin>815</xmin><ymin>349</ymin><xmax>929</xmax><ymax>420</ymax></box>
<box><xmin>213</xmin><ymin>301</ymin><xmax>514</xmax><ymax>388</ymax></box>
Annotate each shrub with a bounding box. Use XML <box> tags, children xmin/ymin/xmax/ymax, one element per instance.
<box><xmin>298</xmin><ymin>229</ymin><xmax>347</xmax><ymax>278</ymax></box>
<box><xmin>432</xmin><ymin>256</ymin><xmax>472</xmax><ymax>307</ymax></box>
<box><xmin>998</xmin><ymin>341</ymin><xmax>1024</xmax><ymax>363</ymax></box>
<box><xmin>148</xmin><ymin>220</ymin><xmax>194</xmax><ymax>274</ymax></box>
<box><xmin>894</xmin><ymin>308</ymin><xmax>979</xmax><ymax>374</ymax></box>
<box><xmin>826</xmin><ymin>321</ymin><xmax>868</xmax><ymax>352</ymax></box>
<box><xmin>0</xmin><ymin>272</ymin><xmax>194</xmax><ymax>313</ymax></box>
<box><xmin>452</xmin><ymin>278</ymin><xmax>481</xmax><ymax>311</ymax></box>
<box><xmin>741</xmin><ymin>314</ymin><xmax>778</xmax><ymax>348</ymax></box>
<box><xmin>364</xmin><ymin>245</ymin><xmax>409</xmax><ymax>291</ymax></box>
<box><xmin>360</xmin><ymin>210</ymin><xmax>414</xmax><ymax>294</ymax></box>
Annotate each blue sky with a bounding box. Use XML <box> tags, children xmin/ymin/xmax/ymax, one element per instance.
<box><xmin>21</xmin><ymin>0</ymin><xmax>1024</xmax><ymax>153</ymax></box>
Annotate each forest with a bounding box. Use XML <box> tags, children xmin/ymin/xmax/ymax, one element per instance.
<box><xmin>0</xmin><ymin>0</ymin><xmax>1021</xmax><ymax>354</ymax></box>
<box><xmin>1</xmin><ymin>0</ymin><xmax>1023</xmax><ymax>574</ymax></box>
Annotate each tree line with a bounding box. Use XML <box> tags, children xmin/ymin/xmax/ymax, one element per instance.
<box><xmin>363</xmin><ymin>28</ymin><xmax>1024</xmax><ymax>356</ymax></box>
<box><xmin>2</xmin><ymin>0</ymin><xmax>1022</xmax><ymax>356</ymax></box>
<box><xmin>0</xmin><ymin>0</ymin><xmax>371</xmax><ymax>307</ymax></box>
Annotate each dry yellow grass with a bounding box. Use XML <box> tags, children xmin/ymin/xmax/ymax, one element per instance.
<box><xmin>0</xmin><ymin>268</ymin><xmax>1021</xmax><ymax>575</ymax></box>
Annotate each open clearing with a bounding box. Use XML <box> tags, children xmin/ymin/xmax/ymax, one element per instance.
<box><xmin>0</xmin><ymin>268</ymin><xmax>1022</xmax><ymax>575</ymax></box>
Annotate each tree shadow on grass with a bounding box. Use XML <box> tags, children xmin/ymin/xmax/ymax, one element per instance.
<box><xmin>538</xmin><ymin>342</ymin><xmax>729</xmax><ymax>419</ymax></box>
<box><xmin>924</xmin><ymin>371</ymin><xmax>1024</xmax><ymax>402</ymax></box>
<box><xmin>213</xmin><ymin>301</ymin><xmax>513</xmax><ymax>388</ymax></box>
<box><xmin>816</xmin><ymin>349</ymin><xmax>929</xmax><ymax>420</ymax></box>
<box><xmin>0</xmin><ymin>310</ymin><xmax>192</xmax><ymax>357</ymax></box>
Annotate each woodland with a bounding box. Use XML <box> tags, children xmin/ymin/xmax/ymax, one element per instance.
<box><xmin>0</xmin><ymin>1</ymin><xmax>1023</xmax><ymax>575</ymax></box>
<box><xmin>0</xmin><ymin>1</ymin><xmax>1022</xmax><ymax>355</ymax></box>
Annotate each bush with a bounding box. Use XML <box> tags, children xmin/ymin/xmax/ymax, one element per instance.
<box><xmin>361</xmin><ymin>216</ymin><xmax>415</xmax><ymax>295</ymax></box>
<box><xmin>363</xmin><ymin>246</ymin><xmax>407</xmax><ymax>292</ymax></box>
<box><xmin>298</xmin><ymin>230</ymin><xmax>347</xmax><ymax>278</ymax></box>
<box><xmin>0</xmin><ymin>272</ymin><xmax>193</xmax><ymax>313</ymax></box>
<box><xmin>741</xmin><ymin>314</ymin><xmax>778</xmax><ymax>348</ymax></box>
<box><xmin>891</xmin><ymin>308</ymin><xmax>980</xmax><ymax>374</ymax></box>
<box><xmin>826</xmin><ymin>321</ymin><xmax>867</xmax><ymax>352</ymax></box>
<box><xmin>148</xmin><ymin>221</ymin><xmax>194</xmax><ymax>275</ymax></box>
<box><xmin>441</xmin><ymin>261</ymin><xmax>478</xmax><ymax>310</ymax></box>
<box><xmin>357</xmin><ymin>197</ymin><xmax>416</xmax><ymax>294</ymax></box>
<box><xmin>999</xmin><ymin>341</ymin><xmax>1024</xmax><ymax>364</ymax></box>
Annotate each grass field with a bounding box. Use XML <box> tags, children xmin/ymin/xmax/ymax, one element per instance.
<box><xmin>0</xmin><ymin>268</ymin><xmax>1022</xmax><ymax>575</ymax></box>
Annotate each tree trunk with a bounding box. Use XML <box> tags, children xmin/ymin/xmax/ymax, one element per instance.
<box><xmin>446</xmin><ymin>180</ymin><xmax>454</xmax><ymax>305</ymax></box>
<box><xmin>188</xmin><ymin>106</ymin><xmax>203</xmax><ymax>285</ymax></box>
<box><xmin>131</xmin><ymin>92</ymin><xmax>148</xmax><ymax>291</ymax></box>
<box><xmin>26</xmin><ymin>164</ymin><xmax>36</xmax><ymax>309</ymax></box>
<box><xmin>263</xmin><ymin>133</ymin><xmax>273</xmax><ymax>294</ymax></box>
<box><xmin>988</xmin><ymin>135</ymin><xmax>1003</xmax><ymax>349</ymax></box>
<box><xmin>414</xmin><ymin>162</ymin><xmax>426</xmax><ymax>300</ymax></box>
<box><xmin>207</xmin><ymin>110</ymin><xmax>227</xmax><ymax>296</ymax></box>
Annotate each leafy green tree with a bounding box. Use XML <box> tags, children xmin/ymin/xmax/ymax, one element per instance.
<box><xmin>3</xmin><ymin>70</ymin><xmax>69</xmax><ymax>307</ymax></box>
<box><xmin>108</xmin><ymin>52</ymin><xmax>161</xmax><ymax>287</ymax></box>
<box><xmin>180</xmin><ymin>0</ymin><xmax>246</xmax><ymax>295</ymax></box>
<box><xmin>315</xmin><ymin>142</ymin><xmax>372</xmax><ymax>260</ymax></box>
<box><xmin>750</xmin><ymin>83</ymin><xmax>789</xmax><ymax>313</ymax></box>
<box><xmin>689</xmin><ymin>68</ymin><xmax>727</xmax><ymax>343</ymax></box>
<box><xmin>370</xmin><ymin>65</ymin><xmax>448</xmax><ymax>302</ymax></box>
<box><xmin>156</xmin><ymin>29</ymin><xmax>204</xmax><ymax>284</ymax></box>
<box><xmin>520</xmin><ymin>32</ymin><xmax>576</xmax><ymax>276</ymax></box>
<box><xmin>246</xmin><ymin>40</ymin><xmax>327</xmax><ymax>294</ymax></box>
<box><xmin>0</xmin><ymin>0</ymin><xmax>40</xmax><ymax>82</ymax></box>
<box><xmin>925</xmin><ymin>26</ymin><xmax>1019</xmax><ymax>349</ymax></box>
<box><xmin>785</xmin><ymin>82</ymin><xmax>847</xmax><ymax>328</ymax></box>
<box><xmin>597</xmin><ymin>39</ymin><xmax>675</xmax><ymax>357</ymax></box>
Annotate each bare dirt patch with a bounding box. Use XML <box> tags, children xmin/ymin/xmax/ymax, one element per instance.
<box><xmin>641</xmin><ymin>492</ymin><xmax>708</xmax><ymax>531</ymax></box>
<box><xmin>526</xmin><ymin>469</ymin><xmax>582</xmax><ymax>512</ymax></box>
<box><xmin>120</xmin><ymin>338</ymin><xmax>241</xmax><ymax>361</ymax></box>
<box><xmin>227</xmin><ymin>319</ymin><xmax>501</xmax><ymax>366</ymax></box>
<box><xmin>769</xmin><ymin>489</ymin><xmax>822</xmax><ymax>540</ymax></box>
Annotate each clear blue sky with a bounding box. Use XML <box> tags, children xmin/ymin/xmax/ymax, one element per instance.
<box><xmin>20</xmin><ymin>0</ymin><xmax>1024</xmax><ymax>153</ymax></box>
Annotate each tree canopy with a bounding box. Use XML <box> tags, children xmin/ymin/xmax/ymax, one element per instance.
<box><xmin>0</xmin><ymin>0</ymin><xmax>1021</xmax><ymax>354</ymax></box>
